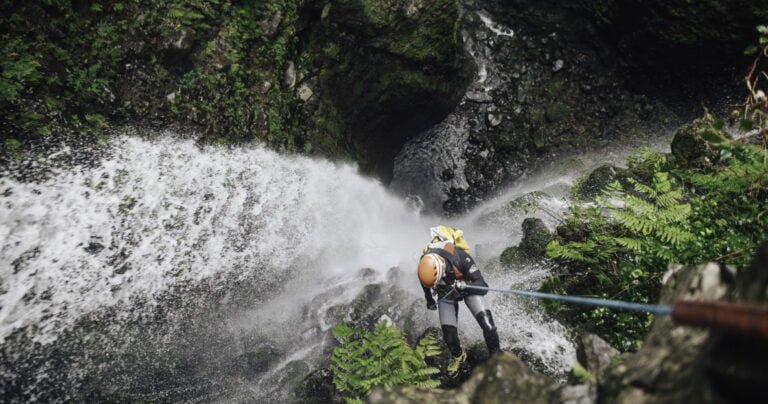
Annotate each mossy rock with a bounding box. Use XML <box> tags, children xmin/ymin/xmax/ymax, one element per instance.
<box><xmin>500</xmin><ymin>246</ymin><xmax>529</xmax><ymax>268</ymax></box>
<box><xmin>477</xmin><ymin>191</ymin><xmax>550</xmax><ymax>227</ymax></box>
<box><xmin>555</xmin><ymin>220</ymin><xmax>589</xmax><ymax>243</ymax></box>
<box><xmin>293</xmin><ymin>368</ymin><xmax>339</xmax><ymax>403</ymax></box>
<box><xmin>670</xmin><ymin>118</ymin><xmax>729</xmax><ymax>167</ymax></box>
<box><xmin>520</xmin><ymin>218</ymin><xmax>552</xmax><ymax>258</ymax></box>
<box><xmin>501</xmin><ymin>218</ymin><xmax>552</xmax><ymax>268</ymax></box>
<box><xmin>576</xmin><ymin>164</ymin><xmax>629</xmax><ymax>201</ymax></box>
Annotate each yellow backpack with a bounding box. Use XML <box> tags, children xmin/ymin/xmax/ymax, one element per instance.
<box><xmin>423</xmin><ymin>225</ymin><xmax>471</xmax><ymax>253</ymax></box>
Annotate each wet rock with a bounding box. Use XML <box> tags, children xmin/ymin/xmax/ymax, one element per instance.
<box><xmin>260</xmin><ymin>81</ymin><xmax>272</xmax><ymax>94</ymax></box>
<box><xmin>284</xmin><ymin>61</ymin><xmax>297</xmax><ymax>89</ymax></box>
<box><xmin>486</xmin><ymin>112</ymin><xmax>503</xmax><ymax>127</ymax></box>
<box><xmin>599</xmin><ymin>256</ymin><xmax>748</xmax><ymax>402</ymax></box>
<box><xmin>237</xmin><ymin>344</ymin><xmax>282</xmax><ymax>377</ymax></box>
<box><xmin>500</xmin><ymin>246</ymin><xmax>527</xmax><ymax>268</ymax></box>
<box><xmin>670</xmin><ymin>117</ymin><xmax>728</xmax><ymax>167</ymax></box>
<box><xmin>294</xmin><ymin>368</ymin><xmax>340</xmax><ymax>403</ymax></box>
<box><xmin>502</xmin><ymin>217</ymin><xmax>553</xmax><ymax>267</ymax></box>
<box><xmin>391</xmin><ymin>1</ymin><xmax>681</xmax><ymax>215</ymax></box>
<box><xmin>559</xmin><ymin>383</ymin><xmax>596</xmax><ymax>404</ymax></box>
<box><xmin>519</xmin><ymin>218</ymin><xmax>552</xmax><ymax>258</ymax></box>
<box><xmin>164</xmin><ymin>28</ymin><xmax>195</xmax><ymax>51</ymax></box>
<box><xmin>580</xmin><ymin>1</ymin><xmax>764</xmax><ymax>96</ymax></box>
<box><xmin>545</xmin><ymin>103</ymin><xmax>570</xmax><ymax>123</ymax></box>
<box><xmin>259</xmin><ymin>10</ymin><xmax>283</xmax><ymax>38</ymax></box>
<box><xmin>552</xmin><ymin>59</ymin><xmax>564</xmax><ymax>72</ymax></box>
<box><xmin>321</xmin><ymin>3</ymin><xmax>331</xmax><ymax>19</ymax></box>
<box><xmin>467</xmin><ymin>91</ymin><xmax>493</xmax><ymax>103</ymax></box>
<box><xmin>84</xmin><ymin>241</ymin><xmax>104</xmax><ymax>255</ymax></box>
<box><xmin>308</xmin><ymin>0</ymin><xmax>472</xmax><ymax>180</ymax></box>
<box><xmin>298</xmin><ymin>83</ymin><xmax>314</xmax><ymax>102</ymax></box>
<box><xmin>576</xmin><ymin>333</ymin><xmax>619</xmax><ymax>383</ymax></box>
<box><xmin>576</xmin><ymin>164</ymin><xmax>628</xmax><ymax>200</ymax></box>
<box><xmin>368</xmin><ymin>352</ymin><xmax>560</xmax><ymax>403</ymax></box>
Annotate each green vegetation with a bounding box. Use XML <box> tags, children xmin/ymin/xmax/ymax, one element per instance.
<box><xmin>542</xmin><ymin>26</ymin><xmax>768</xmax><ymax>351</ymax></box>
<box><xmin>0</xmin><ymin>0</ymin><xmax>306</xmax><ymax>153</ymax></box>
<box><xmin>0</xmin><ymin>0</ymin><xmax>468</xmax><ymax>175</ymax></box>
<box><xmin>547</xmin><ymin>126</ymin><xmax>767</xmax><ymax>350</ymax></box>
<box><xmin>546</xmin><ymin>125</ymin><xmax>767</xmax><ymax>351</ymax></box>
<box><xmin>330</xmin><ymin>321</ymin><xmax>441</xmax><ymax>403</ymax></box>
<box><xmin>572</xmin><ymin>362</ymin><xmax>595</xmax><ymax>383</ymax></box>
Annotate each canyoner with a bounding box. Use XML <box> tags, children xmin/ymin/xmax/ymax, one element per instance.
<box><xmin>417</xmin><ymin>226</ymin><xmax>501</xmax><ymax>377</ymax></box>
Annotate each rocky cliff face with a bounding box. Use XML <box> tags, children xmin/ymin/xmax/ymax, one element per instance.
<box><xmin>390</xmin><ymin>0</ymin><xmax>763</xmax><ymax>214</ymax></box>
<box><xmin>291</xmin><ymin>0</ymin><xmax>473</xmax><ymax>179</ymax></box>
<box><xmin>1</xmin><ymin>0</ymin><xmax>471</xmax><ymax>181</ymax></box>
<box><xmin>390</xmin><ymin>0</ymin><xmax>680</xmax><ymax>214</ymax></box>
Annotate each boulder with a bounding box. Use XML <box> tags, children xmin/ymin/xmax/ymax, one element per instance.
<box><xmin>235</xmin><ymin>343</ymin><xmax>282</xmax><ymax>378</ymax></box>
<box><xmin>477</xmin><ymin>192</ymin><xmax>551</xmax><ymax>228</ymax></box>
<box><xmin>501</xmin><ymin>218</ymin><xmax>552</xmax><ymax>268</ymax></box>
<box><xmin>670</xmin><ymin>118</ymin><xmax>729</xmax><ymax>167</ymax></box>
<box><xmin>500</xmin><ymin>246</ymin><xmax>528</xmax><ymax>268</ymax></box>
<box><xmin>520</xmin><ymin>218</ymin><xmax>552</xmax><ymax>258</ymax></box>
<box><xmin>576</xmin><ymin>164</ymin><xmax>628</xmax><ymax>200</ymax></box>
<box><xmin>293</xmin><ymin>367</ymin><xmax>340</xmax><ymax>404</ymax></box>
<box><xmin>599</xmin><ymin>243</ymin><xmax>768</xmax><ymax>403</ymax></box>
<box><xmin>575</xmin><ymin>333</ymin><xmax>620</xmax><ymax>384</ymax></box>
<box><xmin>367</xmin><ymin>352</ymin><xmax>560</xmax><ymax>403</ymax></box>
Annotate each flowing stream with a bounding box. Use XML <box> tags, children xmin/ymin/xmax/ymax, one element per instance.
<box><xmin>0</xmin><ymin>130</ymin><xmax>602</xmax><ymax>402</ymax></box>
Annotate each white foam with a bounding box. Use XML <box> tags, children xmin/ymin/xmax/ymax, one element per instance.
<box><xmin>0</xmin><ymin>131</ymin><xmax>578</xmax><ymax>377</ymax></box>
<box><xmin>478</xmin><ymin>11</ymin><xmax>515</xmax><ymax>38</ymax></box>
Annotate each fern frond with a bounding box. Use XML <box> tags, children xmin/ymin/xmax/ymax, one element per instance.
<box><xmin>615</xmin><ymin>237</ymin><xmax>644</xmax><ymax>252</ymax></box>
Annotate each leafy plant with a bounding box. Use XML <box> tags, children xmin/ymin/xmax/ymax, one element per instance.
<box><xmin>545</xmin><ymin>135</ymin><xmax>768</xmax><ymax>351</ymax></box>
<box><xmin>330</xmin><ymin>321</ymin><xmax>440</xmax><ymax>402</ymax></box>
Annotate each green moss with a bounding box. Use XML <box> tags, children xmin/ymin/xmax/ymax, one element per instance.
<box><xmin>3</xmin><ymin>138</ymin><xmax>23</xmax><ymax>160</ymax></box>
<box><xmin>572</xmin><ymin>362</ymin><xmax>595</xmax><ymax>383</ymax></box>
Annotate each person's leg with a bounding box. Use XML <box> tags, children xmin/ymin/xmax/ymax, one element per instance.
<box><xmin>464</xmin><ymin>295</ymin><xmax>501</xmax><ymax>354</ymax></box>
<box><xmin>438</xmin><ymin>298</ymin><xmax>462</xmax><ymax>357</ymax></box>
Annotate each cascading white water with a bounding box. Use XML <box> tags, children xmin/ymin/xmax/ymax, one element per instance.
<box><xmin>0</xmin><ymin>132</ymin><xmax>580</xmax><ymax>400</ymax></box>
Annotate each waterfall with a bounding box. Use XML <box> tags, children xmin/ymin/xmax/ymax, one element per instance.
<box><xmin>0</xmin><ymin>132</ymin><xmax>576</xmax><ymax>401</ymax></box>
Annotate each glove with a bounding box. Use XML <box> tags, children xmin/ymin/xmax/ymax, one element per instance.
<box><xmin>427</xmin><ymin>301</ymin><xmax>437</xmax><ymax>311</ymax></box>
<box><xmin>454</xmin><ymin>280</ymin><xmax>467</xmax><ymax>290</ymax></box>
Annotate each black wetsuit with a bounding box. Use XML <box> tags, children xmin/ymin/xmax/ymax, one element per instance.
<box><xmin>421</xmin><ymin>247</ymin><xmax>500</xmax><ymax>356</ymax></box>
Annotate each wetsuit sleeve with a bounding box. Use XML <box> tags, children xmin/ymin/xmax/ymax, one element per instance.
<box><xmin>423</xmin><ymin>286</ymin><xmax>436</xmax><ymax>306</ymax></box>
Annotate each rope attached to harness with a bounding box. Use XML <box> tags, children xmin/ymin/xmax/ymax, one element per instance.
<box><xmin>462</xmin><ymin>284</ymin><xmax>673</xmax><ymax>315</ymax></box>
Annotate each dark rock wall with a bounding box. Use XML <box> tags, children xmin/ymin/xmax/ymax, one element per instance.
<box><xmin>295</xmin><ymin>0</ymin><xmax>473</xmax><ymax>179</ymax></box>
<box><xmin>392</xmin><ymin>0</ymin><xmax>679</xmax><ymax>214</ymax></box>
<box><xmin>391</xmin><ymin>0</ymin><xmax>765</xmax><ymax>215</ymax></box>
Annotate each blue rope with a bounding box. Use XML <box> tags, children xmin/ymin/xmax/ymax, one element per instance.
<box><xmin>463</xmin><ymin>285</ymin><xmax>673</xmax><ymax>315</ymax></box>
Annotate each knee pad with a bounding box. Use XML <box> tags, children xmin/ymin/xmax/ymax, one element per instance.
<box><xmin>476</xmin><ymin>310</ymin><xmax>500</xmax><ymax>354</ymax></box>
<box><xmin>441</xmin><ymin>325</ymin><xmax>462</xmax><ymax>357</ymax></box>
<box><xmin>475</xmin><ymin>310</ymin><xmax>497</xmax><ymax>333</ymax></box>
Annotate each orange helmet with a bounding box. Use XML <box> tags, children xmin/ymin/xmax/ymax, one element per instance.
<box><xmin>417</xmin><ymin>253</ymin><xmax>446</xmax><ymax>288</ymax></box>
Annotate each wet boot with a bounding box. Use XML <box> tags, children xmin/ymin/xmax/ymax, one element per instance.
<box><xmin>447</xmin><ymin>350</ymin><xmax>467</xmax><ymax>377</ymax></box>
<box><xmin>476</xmin><ymin>310</ymin><xmax>501</xmax><ymax>355</ymax></box>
